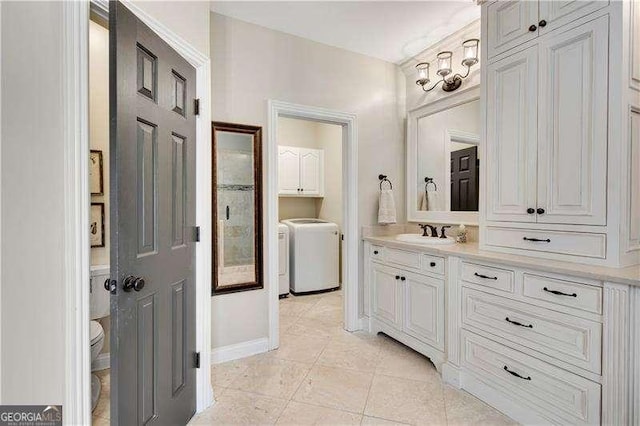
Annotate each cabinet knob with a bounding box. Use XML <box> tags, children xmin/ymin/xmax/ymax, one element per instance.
<box><xmin>400</xmin><ymin>276</ymin><xmax>406</xmax><ymax>281</ymax></box>
<box><xmin>529</xmin><ymin>24</ymin><xmax>537</xmax><ymax>32</ymax></box>
<box><xmin>527</xmin><ymin>208</ymin><xmax>535</xmax><ymax>214</ymax></box>
<box><xmin>430</xmin><ymin>262</ymin><xmax>436</xmax><ymax>267</ymax></box>
<box><xmin>395</xmin><ymin>275</ymin><xmax>400</xmax><ymax>280</ymax></box>
<box><xmin>373</xmin><ymin>250</ymin><xmax>379</xmax><ymax>255</ymax></box>
<box><xmin>539</xmin><ymin>19</ymin><xmax>547</xmax><ymax>27</ymax></box>
<box><xmin>536</xmin><ymin>208</ymin><xmax>545</xmax><ymax>215</ymax></box>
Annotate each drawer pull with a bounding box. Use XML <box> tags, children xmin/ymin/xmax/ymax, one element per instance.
<box><xmin>430</xmin><ymin>261</ymin><xmax>436</xmax><ymax>267</ymax></box>
<box><xmin>505</xmin><ymin>317</ymin><xmax>533</xmax><ymax>328</ymax></box>
<box><xmin>523</xmin><ymin>237</ymin><xmax>551</xmax><ymax>243</ymax></box>
<box><xmin>543</xmin><ymin>287</ymin><xmax>577</xmax><ymax>297</ymax></box>
<box><xmin>474</xmin><ymin>272</ymin><xmax>498</xmax><ymax>280</ymax></box>
<box><xmin>503</xmin><ymin>365</ymin><xmax>531</xmax><ymax>381</ymax></box>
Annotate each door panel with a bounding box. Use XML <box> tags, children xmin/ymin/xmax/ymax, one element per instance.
<box><xmin>537</xmin><ymin>15</ymin><xmax>608</xmax><ymax>225</ymax></box>
<box><xmin>299</xmin><ymin>148</ymin><xmax>322</xmax><ymax>196</ymax></box>
<box><xmin>278</xmin><ymin>146</ymin><xmax>300</xmax><ymax>195</ymax></box>
<box><xmin>372</xmin><ymin>264</ymin><xmax>402</xmax><ymax>329</ymax></box>
<box><xmin>486</xmin><ymin>46</ymin><xmax>538</xmax><ymax>222</ymax></box>
<box><xmin>111</xmin><ymin>2</ymin><xmax>197</xmax><ymax>424</ymax></box>
<box><xmin>487</xmin><ymin>0</ymin><xmax>538</xmax><ymax>59</ymax></box>
<box><xmin>403</xmin><ymin>273</ymin><xmax>445</xmax><ymax>350</ymax></box>
<box><xmin>538</xmin><ymin>1</ymin><xmax>608</xmax><ymax>35</ymax></box>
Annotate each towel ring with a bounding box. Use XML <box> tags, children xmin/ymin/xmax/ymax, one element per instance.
<box><xmin>425</xmin><ymin>177</ymin><xmax>437</xmax><ymax>191</ymax></box>
<box><xmin>379</xmin><ymin>174</ymin><xmax>393</xmax><ymax>190</ymax></box>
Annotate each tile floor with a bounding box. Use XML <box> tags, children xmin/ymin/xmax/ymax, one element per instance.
<box><xmin>191</xmin><ymin>289</ymin><xmax>518</xmax><ymax>425</ymax></box>
<box><xmin>92</xmin><ymin>369</ymin><xmax>110</xmax><ymax>426</ymax></box>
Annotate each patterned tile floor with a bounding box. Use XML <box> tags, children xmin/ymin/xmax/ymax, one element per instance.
<box><xmin>190</xmin><ymin>289</ymin><xmax>518</xmax><ymax>426</ymax></box>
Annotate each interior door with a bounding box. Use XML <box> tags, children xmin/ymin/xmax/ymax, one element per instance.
<box><xmin>536</xmin><ymin>15</ymin><xmax>608</xmax><ymax>225</ymax></box>
<box><xmin>487</xmin><ymin>0</ymin><xmax>539</xmax><ymax>59</ymax></box>
<box><xmin>278</xmin><ymin>146</ymin><xmax>300</xmax><ymax>195</ymax></box>
<box><xmin>450</xmin><ymin>146</ymin><xmax>479</xmax><ymax>211</ymax></box>
<box><xmin>299</xmin><ymin>148</ymin><xmax>322</xmax><ymax>196</ymax></box>
<box><xmin>485</xmin><ymin>45</ymin><xmax>538</xmax><ymax>222</ymax></box>
<box><xmin>110</xmin><ymin>2</ymin><xmax>197</xmax><ymax>425</ymax></box>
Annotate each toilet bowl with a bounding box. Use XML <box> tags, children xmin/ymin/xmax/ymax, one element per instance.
<box><xmin>90</xmin><ymin>320</ymin><xmax>105</xmax><ymax>411</ymax></box>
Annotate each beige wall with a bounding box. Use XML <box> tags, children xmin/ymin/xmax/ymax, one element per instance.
<box><xmin>211</xmin><ymin>12</ymin><xmax>406</xmax><ymax>349</ymax></box>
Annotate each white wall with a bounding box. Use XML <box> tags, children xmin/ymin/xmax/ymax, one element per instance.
<box><xmin>0</xmin><ymin>0</ymin><xmax>210</xmax><ymax>405</ymax></box>
<box><xmin>210</xmin><ymin>12</ymin><xmax>406</xmax><ymax>348</ymax></box>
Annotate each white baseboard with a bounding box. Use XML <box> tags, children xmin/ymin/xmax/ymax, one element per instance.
<box><xmin>91</xmin><ymin>353</ymin><xmax>110</xmax><ymax>372</ymax></box>
<box><xmin>210</xmin><ymin>338</ymin><xmax>269</xmax><ymax>364</ymax></box>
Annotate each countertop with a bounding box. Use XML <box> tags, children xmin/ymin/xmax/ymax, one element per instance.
<box><xmin>363</xmin><ymin>235</ymin><xmax>640</xmax><ymax>287</ymax></box>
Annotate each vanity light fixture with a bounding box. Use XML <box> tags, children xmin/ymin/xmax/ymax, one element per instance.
<box><xmin>416</xmin><ymin>38</ymin><xmax>479</xmax><ymax>93</ymax></box>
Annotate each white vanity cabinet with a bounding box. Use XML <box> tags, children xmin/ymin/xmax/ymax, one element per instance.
<box><xmin>366</xmin><ymin>243</ymin><xmax>446</xmax><ymax>367</ymax></box>
<box><xmin>278</xmin><ymin>146</ymin><xmax>324</xmax><ymax>197</ymax></box>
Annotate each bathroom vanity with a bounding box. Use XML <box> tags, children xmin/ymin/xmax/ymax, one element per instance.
<box><xmin>364</xmin><ymin>235</ymin><xmax>640</xmax><ymax>425</ymax></box>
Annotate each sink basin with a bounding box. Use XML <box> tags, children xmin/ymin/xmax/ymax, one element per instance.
<box><xmin>395</xmin><ymin>234</ymin><xmax>455</xmax><ymax>245</ymax></box>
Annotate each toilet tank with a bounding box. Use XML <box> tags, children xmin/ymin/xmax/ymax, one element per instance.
<box><xmin>90</xmin><ymin>265</ymin><xmax>110</xmax><ymax>320</ymax></box>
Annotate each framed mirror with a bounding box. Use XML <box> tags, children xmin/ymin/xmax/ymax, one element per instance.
<box><xmin>212</xmin><ymin>121</ymin><xmax>263</xmax><ymax>295</ymax></box>
<box><xmin>407</xmin><ymin>87</ymin><xmax>480</xmax><ymax>225</ymax></box>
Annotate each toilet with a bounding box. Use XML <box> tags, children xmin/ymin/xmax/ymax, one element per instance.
<box><xmin>90</xmin><ymin>265</ymin><xmax>110</xmax><ymax>411</ymax></box>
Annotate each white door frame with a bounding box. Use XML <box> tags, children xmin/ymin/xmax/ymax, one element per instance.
<box><xmin>267</xmin><ymin>100</ymin><xmax>359</xmax><ymax>350</ymax></box>
<box><xmin>63</xmin><ymin>1</ymin><xmax>213</xmax><ymax>424</ymax></box>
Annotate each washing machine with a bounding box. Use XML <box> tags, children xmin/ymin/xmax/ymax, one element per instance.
<box><xmin>278</xmin><ymin>224</ymin><xmax>290</xmax><ymax>297</ymax></box>
<box><xmin>281</xmin><ymin>219</ymin><xmax>339</xmax><ymax>294</ymax></box>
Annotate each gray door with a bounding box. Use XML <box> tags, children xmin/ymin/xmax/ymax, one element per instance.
<box><xmin>109</xmin><ymin>2</ymin><xmax>197</xmax><ymax>424</ymax></box>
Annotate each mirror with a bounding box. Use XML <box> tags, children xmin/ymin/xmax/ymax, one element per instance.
<box><xmin>212</xmin><ymin>121</ymin><xmax>263</xmax><ymax>295</ymax></box>
<box><xmin>407</xmin><ymin>89</ymin><xmax>480</xmax><ymax>225</ymax></box>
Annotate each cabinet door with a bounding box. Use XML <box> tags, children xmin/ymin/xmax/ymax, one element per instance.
<box><xmin>299</xmin><ymin>148</ymin><xmax>323</xmax><ymax>196</ymax></box>
<box><xmin>371</xmin><ymin>264</ymin><xmax>402</xmax><ymax>329</ymax></box>
<box><xmin>403</xmin><ymin>272</ymin><xmax>445</xmax><ymax>350</ymax></box>
<box><xmin>538</xmin><ymin>1</ymin><xmax>608</xmax><ymax>35</ymax></box>
<box><xmin>486</xmin><ymin>46</ymin><xmax>538</xmax><ymax>222</ymax></box>
<box><xmin>278</xmin><ymin>146</ymin><xmax>300</xmax><ymax>195</ymax></box>
<box><xmin>537</xmin><ymin>15</ymin><xmax>608</xmax><ymax>225</ymax></box>
<box><xmin>487</xmin><ymin>0</ymin><xmax>539</xmax><ymax>59</ymax></box>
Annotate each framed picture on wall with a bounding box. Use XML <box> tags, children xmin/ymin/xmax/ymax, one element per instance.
<box><xmin>90</xmin><ymin>150</ymin><xmax>104</xmax><ymax>195</ymax></box>
<box><xmin>90</xmin><ymin>202</ymin><xmax>105</xmax><ymax>248</ymax></box>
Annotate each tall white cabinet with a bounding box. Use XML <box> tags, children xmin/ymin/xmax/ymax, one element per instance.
<box><xmin>278</xmin><ymin>146</ymin><xmax>324</xmax><ymax>197</ymax></box>
<box><xmin>481</xmin><ymin>0</ymin><xmax>640</xmax><ymax>267</ymax></box>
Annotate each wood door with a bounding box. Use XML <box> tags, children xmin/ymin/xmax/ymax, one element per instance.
<box><xmin>487</xmin><ymin>0</ymin><xmax>539</xmax><ymax>59</ymax></box>
<box><xmin>450</xmin><ymin>146</ymin><xmax>479</xmax><ymax>211</ymax></box>
<box><xmin>486</xmin><ymin>45</ymin><xmax>538</xmax><ymax>222</ymax></box>
<box><xmin>110</xmin><ymin>3</ymin><xmax>197</xmax><ymax>424</ymax></box>
<box><xmin>299</xmin><ymin>148</ymin><xmax>323</xmax><ymax>196</ymax></box>
<box><xmin>403</xmin><ymin>272</ymin><xmax>445</xmax><ymax>351</ymax></box>
<box><xmin>371</xmin><ymin>264</ymin><xmax>402</xmax><ymax>329</ymax></box>
<box><xmin>278</xmin><ymin>146</ymin><xmax>300</xmax><ymax>195</ymax></box>
<box><xmin>536</xmin><ymin>15</ymin><xmax>608</xmax><ymax>225</ymax></box>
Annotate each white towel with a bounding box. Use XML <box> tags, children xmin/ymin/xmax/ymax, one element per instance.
<box><xmin>378</xmin><ymin>189</ymin><xmax>397</xmax><ymax>224</ymax></box>
<box><xmin>419</xmin><ymin>191</ymin><xmax>428</xmax><ymax>211</ymax></box>
<box><xmin>427</xmin><ymin>190</ymin><xmax>440</xmax><ymax>211</ymax></box>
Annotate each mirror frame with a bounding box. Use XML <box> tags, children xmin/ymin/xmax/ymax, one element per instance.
<box><xmin>406</xmin><ymin>86</ymin><xmax>481</xmax><ymax>225</ymax></box>
<box><xmin>212</xmin><ymin>121</ymin><xmax>264</xmax><ymax>295</ymax></box>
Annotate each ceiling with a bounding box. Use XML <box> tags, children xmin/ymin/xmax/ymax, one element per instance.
<box><xmin>209</xmin><ymin>1</ymin><xmax>480</xmax><ymax>64</ymax></box>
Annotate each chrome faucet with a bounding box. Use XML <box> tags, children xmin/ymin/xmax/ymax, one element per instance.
<box><xmin>419</xmin><ymin>224</ymin><xmax>438</xmax><ymax>237</ymax></box>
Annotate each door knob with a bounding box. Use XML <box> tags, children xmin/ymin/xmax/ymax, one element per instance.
<box><xmin>104</xmin><ymin>278</ymin><xmax>116</xmax><ymax>294</ymax></box>
<box><xmin>529</xmin><ymin>24</ymin><xmax>537</xmax><ymax>32</ymax></box>
<box><xmin>538</xmin><ymin>19</ymin><xmax>547</xmax><ymax>27</ymax></box>
<box><xmin>123</xmin><ymin>275</ymin><xmax>146</xmax><ymax>292</ymax></box>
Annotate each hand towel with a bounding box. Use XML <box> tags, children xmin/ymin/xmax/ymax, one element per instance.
<box><xmin>427</xmin><ymin>190</ymin><xmax>440</xmax><ymax>211</ymax></box>
<box><xmin>419</xmin><ymin>191</ymin><xmax>428</xmax><ymax>211</ymax></box>
<box><xmin>378</xmin><ymin>189</ymin><xmax>397</xmax><ymax>224</ymax></box>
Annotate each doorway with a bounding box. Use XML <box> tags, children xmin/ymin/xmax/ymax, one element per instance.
<box><xmin>267</xmin><ymin>101</ymin><xmax>359</xmax><ymax>351</ymax></box>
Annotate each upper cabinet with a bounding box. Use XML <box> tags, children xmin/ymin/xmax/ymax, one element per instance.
<box><xmin>488</xmin><ymin>0</ymin><xmax>608</xmax><ymax>59</ymax></box>
<box><xmin>486</xmin><ymin>15</ymin><xmax>609</xmax><ymax>227</ymax></box>
<box><xmin>278</xmin><ymin>146</ymin><xmax>324</xmax><ymax>197</ymax></box>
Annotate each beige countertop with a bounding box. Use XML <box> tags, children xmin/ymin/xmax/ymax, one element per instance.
<box><xmin>363</xmin><ymin>235</ymin><xmax>640</xmax><ymax>287</ymax></box>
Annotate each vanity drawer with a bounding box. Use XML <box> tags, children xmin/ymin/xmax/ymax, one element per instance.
<box><xmin>385</xmin><ymin>247</ymin><xmax>421</xmax><ymax>269</ymax></box>
<box><xmin>369</xmin><ymin>245</ymin><xmax>384</xmax><ymax>261</ymax></box>
<box><xmin>461</xmin><ymin>331</ymin><xmax>601</xmax><ymax>425</ymax></box>
<box><xmin>523</xmin><ymin>274</ymin><xmax>603</xmax><ymax>315</ymax></box>
<box><xmin>485</xmin><ymin>227</ymin><xmax>606</xmax><ymax>259</ymax></box>
<box><xmin>421</xmin><ymin>254</ymin><xmax>445</xmax><ymax>275</ymax></box>
<box><xmin>462</xmin><ymin>288</ymin><xmax>602</xmax><ymax>374</ymax></box>
<box><xmin>460</xmin><ymin>261</ymin><xmax>514</xmax><ymax>293</ymax></box>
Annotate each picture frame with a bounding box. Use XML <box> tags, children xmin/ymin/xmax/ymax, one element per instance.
<box><xmin>90</xmin><ymin>203</ymin><xmax>105</xmax><ymax>248</ymax></box>
<box><xmin>90</xmin><ymin>150</ymin><xmax>104</xmax><ymax>195</ymax></box>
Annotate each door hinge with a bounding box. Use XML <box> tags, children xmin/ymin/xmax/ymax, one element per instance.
<box><xmin>341</xmin><ymin>234</ymin><xmax>344</xmax><ymax>241</ymax></box>
<box><xmin>193</xmin><ymin>352</ymin><xmax>201</xmax><ymax>369</ymax></box>
<box><xmin>194</xmin><ymin>226</ymin><xmax>201</xmax><ymax>242</ymax></box>
<box><xmin>194</xmin><ymin>98</ymin><xmax>200</xmax><ymax>116</ymax></box>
